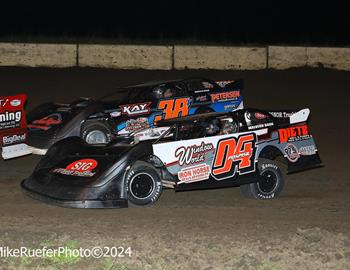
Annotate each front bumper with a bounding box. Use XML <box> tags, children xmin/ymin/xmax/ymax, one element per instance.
<box><xmin>21</xmin><ymin>175</ymin><xmax>128</xmax><ymax>209</ymax></box>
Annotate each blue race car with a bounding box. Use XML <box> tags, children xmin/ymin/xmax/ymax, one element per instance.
<box><xmin>26</xmin><ymin>78</ymin><xmax>243</xmax><ymax>154</ymax></box>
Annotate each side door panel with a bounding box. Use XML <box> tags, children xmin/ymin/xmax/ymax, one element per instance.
<box><xmin>152</xmin><ymin>131</ymin><xmax>260</xmax><ymax>191</ymax></box>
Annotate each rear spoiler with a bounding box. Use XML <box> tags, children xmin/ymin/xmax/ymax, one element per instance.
<box><xmin>269</xmin><ymin>108</ymin><xmax>310</xmax><ymax>127</ymax></box>
<box><xmin>290</xmin><ymin>109</ymin><xmax>310</xmax><ymax>124</ymax></box>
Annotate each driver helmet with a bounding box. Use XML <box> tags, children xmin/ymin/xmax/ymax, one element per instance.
<box><xmin>205</xmin><ymin>120</ymin><xmax>220</xmax><ymax>135</ymax></box>
<box><xmin>153</xmin><ymin>86</ymin><xmax>164</xmax><ymax>99</ymax></box>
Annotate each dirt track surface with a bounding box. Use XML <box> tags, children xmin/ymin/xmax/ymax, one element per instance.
<box><xmin>0</xmin><ymin>67</ymin><xmax>349</xmax><ymax>269</ymax></box>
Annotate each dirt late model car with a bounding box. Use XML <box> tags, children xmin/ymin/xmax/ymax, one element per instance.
<box><xmin>24</xmin><ymin>78</ymin><xmax>243</xmax><ymax>156</ymax></box>
<box><xmin>21</xmin><ymin>108</ymin><xmax>322</xmax><ymax>208</ymax></box>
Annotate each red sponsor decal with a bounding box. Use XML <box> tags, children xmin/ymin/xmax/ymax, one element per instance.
<box><xmin>28</xmin><ymin>113</ymin><xmax>62</xmax><ymax>130</ymax></box>
<box><xmin>178</xmin><ymin>164</ymin><xmax>211</xmax><ymax>184</ymax></box>
<box><xmin>212</xmin><ymin>133</ymin><xmax>256</xmax><ymax>180</ymax></box>
<box><xmin>120</xmin><ymin>102</ymin><xmax>151</xmax><ymax>116</ymax></box>
<box><xmin>0</xmin><ymin>94</ymin><xmax>27</xmax><ymax>146</ymax></box>
<box><xmin>66</xmin><ymin>159</ymin><xmax>98</xmax><ymax>172</ymax></box>
<box><xmin>278</xmin><ymin>124</ymin><xmax>309</xmax><ymax>143</ymax></box>
<box><xmin>154</xmin><ymin>98</ymin><xmax>189</xmax><ymax>122</ymax></box>
<box><xmin>210</xmin><ymin>91</ymin><xmax>240</xmax><ymax>103</ymax></box>
<box><xmin>254</xmin><ymin>112</ymin><xmax>268</xmax><ymax>119</ymax></box>
<box><xmin>125</xmin><ymin>118</ymin><xmax>150</xmax><ymax>132</ymax></box>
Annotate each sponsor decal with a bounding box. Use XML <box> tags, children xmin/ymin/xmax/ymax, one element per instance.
<box><xmin>202</xmin><ymin>81</ymin><xmax>214</xmax><ymax>89</ymax></box>
<box><xmin>2</xmin><ymin>133</ymin><xmax>26</xmax><ymax>146</ymax></box>
<box><xmin>195</xmin><ymin>95</ymin><xmax>208</xmax><ymax>102</ymax></box>
<box><xmin>212</xmin><ymin>133</ymin><xmax>257</xmax><ymax>180</ymax></box>
<box><xmin>278</xmin><ymin>124</ymin><xmax>310</xmax><ymax>143</ymax></box>
<box><xmin>154</xmin><ymin>97</ymin><xmax>190</xmax><ymax>122</ymax></box>
<box><xmin>134</xmin><ymin>127</ymin><xmax>170</xmax><ymax>140</ymax></box>
<box><xmin>125</xmin><ymin>117</ymin><xmax>150</xmax><ymax>132</ymax></box>
<box><xmin>254</xmin><ymin>112</ymin><xmax>268</xmax><ymax>119</ymax></box>
<box><xmin>0</xmin><ymin>98</ymin><xmax>9</xmax><ymax>107</ymax></box>
<box><xmin>248</xmin><ymin>122</ymin><xmax>274</xmax><ymax>130</ymax></box>
<box><xmin>269</xmin><ymin>111</ymin><xmax>296</xmax><ymax>118</ymax></box>
<box><xmin>28</xmin><ymin>113</ymin><xmax>62</xmax><ymax>130</ymax></box>
<box><xmin>224</xmin><ymin>104</ymin><xmax>237</xmax><ymax>111</ymax></box>
<box><xmin>284</xmin><ymin>144</ymin><xmax>300</xmax><ymax>162</ymax></box>
<box><xmin>178</xmin><ymin>164</ymin><xmax>211</xmax><ymax>184</ymax></box>
<box><xmin>215</xmin><ymin>80</ymin><xmax>235</xmax><ymax>87</ymax></box>
<box><xmin>174</xmin><ymin>141</ymin><xmax>214</xmax><ymax>166</ymax></box>
<box><xmin>110</xmin><ymin>111</ymin><xmax>121</xmax><ymax>117</ymax></box>
<box><xmin>0</xmin><ymin>94</ymin><xmax>26</xmax><ymax>132</ymax></box>
<box><xmin>299</xmin><ymin>145</ymin><xmax>317</xmax><ymax>156</ymax></box>
<box><xmin>194</xmin><ymin>89</ymin><xmax>210</xmax><ymax>93</ymax></box>
<box><xmin>53</xmin><ymin>159</ymin><xmax>98</xmax><ymax>177</ymax></box>
<box><xmin>245</xmin><ymin>111</ymin><xmax>252</xmax><ymax>121</ymax></box>
<box><xmin>10</xmin><ymin>99</ymin><xmax>21</xmax><ymax>107</ymax></box>
<box><xmin>119</xmin><ymin>102</ymin><xmax>151</xmax><ymax>116</ymax></box>
<box><xmin>210</xmin><ymin>91</ymin><xmax>240</xmax><ymax>103</ymax></box>
<box><xmin>0</xmin><ymin>111</ymin><xmax>22</xmax><ymax>124</ymax></box>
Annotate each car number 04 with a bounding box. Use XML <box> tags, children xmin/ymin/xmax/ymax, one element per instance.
<box><xmin>212</xmin><ymin>133</ymin><xmax>257</xmax><ymax>180</ymax></box>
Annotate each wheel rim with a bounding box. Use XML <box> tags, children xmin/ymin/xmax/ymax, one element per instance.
<box><xmin>129</xmin><ymin>173</ymin><xmax>155</xmax><ymax>199</ymax></box>
<box><xmin>257</xmin><ymin>170</ymin><xmax>278</xmax><ymax>194</ymax></box>
<box><xmin>85</xmin><ymin>130</ymin><xmax>107</xmax><ymax>144</ymax></box>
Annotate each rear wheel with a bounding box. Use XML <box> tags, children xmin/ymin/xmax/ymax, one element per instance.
<box><xmin>240</xmin><ymin>158</ymin><xmax>285</xmax><ymax>199</ymax></box>
<box><xmin>125</xmin><ymin>161</ymin><xmax>162</xmax><ymax>206</ymax></box>
<box><xmin>81</xmin><ymin>121</ymin><xmax>112</xmax><ymax>144</ymax></box>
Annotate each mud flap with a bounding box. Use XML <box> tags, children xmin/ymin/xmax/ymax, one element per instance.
<box><xmin>287</xmin><ymin>153</ymin><xmax>323</xmax><ymax>174</ymax></box>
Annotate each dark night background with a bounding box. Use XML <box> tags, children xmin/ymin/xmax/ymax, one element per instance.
<box><xmin>0</xmin><ymin>1</ymin><xmax>349</xmax><ymax>45</ymax></box>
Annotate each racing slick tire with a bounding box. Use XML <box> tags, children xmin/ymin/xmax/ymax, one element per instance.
<box><xmin>125</xmin><ymin>161</ymin><xmax>163</xmax><ymax>206</ymax></box>
<box><xmin>240</xmin><ymin>158</ymin><xmax>285</xmax><ymax>199</ymax></box>
<box><xmin>81</xmin><ymin>121</ymin><xmax>112</xmax><ymax>144</ymax></box>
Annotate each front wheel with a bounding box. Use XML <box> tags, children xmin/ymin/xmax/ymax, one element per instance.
<box><xmin>125</xmin><ymin>161</ymin><xmax>163</xmax><ymax>206</ymax></box>
<box><xmin>81</xmin><ymin>121</ymin><xmax>112</xmax><ymax>144</ymax></box>
<box><xmin>240</xmin><ymin>158</ymin><xmax>285</xmax><ymax>199</ymax></box>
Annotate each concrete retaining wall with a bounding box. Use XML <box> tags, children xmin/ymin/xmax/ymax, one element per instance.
<box><xmin>0</xmin><ymin>42</ymin><xmax>349</xmax><ymax>71</ymax></box>
<box><xmin>0</xmin><ymin>43</ymin><xmax>77</xmax><ymax>67</ymax></box>
<box><xmin>78</xmin><ymin>45</ymin><xmax>173</xmax><ymax>70</ymax></box>
<box><xmin>306</xmin><ymin>47</ymin><xmax>350</xmax><ymax>70</ymax></box>
<box><xmin>268</xmin><ymin>46</ymin><xmax>307</xmax><ymax>69</ymax></box>
<box><xmin>174</xmin><ymin>46</ymin><xmax>266</xmax><ymax>70</ymax></box>
<box><xmin>268</xmin><ymin>46</ymin><xmax>350</xmax><ymax>71</ymax></box>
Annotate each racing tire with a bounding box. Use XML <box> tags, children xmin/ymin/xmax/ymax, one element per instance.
<box><xmin>240</xmin><ymin>158</ymin><xmax>285</xmax><ymax>200</ymax></box>
<box><xmin>125</xmin><ymin>161</ymin><xmax>162</xmax><ymax>206</ymax></box>
<box><xmin>81</xmin><ymin>121</ymin><xmax>112</xmax><ymax>144</ymax></box>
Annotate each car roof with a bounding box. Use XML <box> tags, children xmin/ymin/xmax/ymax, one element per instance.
<box><xmin>99</xmin><ymin>77</ymin><xmax>221</xmax><ymax>100</ymax></box>
<box><xmin>125</xmin><ymin>77</ymin><xmax>218</xmax><ymax>88</ymax></box>
<box><xmin>127</xmin><ymin>79</ymin><xmax>179</xmax><ymax>88</ymax></box>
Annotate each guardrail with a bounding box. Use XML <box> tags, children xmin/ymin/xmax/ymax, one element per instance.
<box><xmin>0</xmin><ymin>43</ymin><xmax>349</xmax><ymax>70</ymax></box>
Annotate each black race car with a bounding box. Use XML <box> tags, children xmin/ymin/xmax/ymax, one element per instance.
<box><xmin>21</xmin><ymin>108</ymin><xmax>322</xmax><ymax>208</ymax></box>
<box><xmin>26</xmin><ymin>78</ymin><xmax>243</xmax><ymax>155</ymax></box>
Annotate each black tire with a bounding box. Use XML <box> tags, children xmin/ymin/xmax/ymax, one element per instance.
<box><xmin>240</xmin><ymin>158</ymin><xmax>285</xmax><ymax>199</ymax></box>
<box><xmin>81</xmin><ymin>121</ymin><xmax>112</xmax><ymax>144</ymax></box>
<box><xmin>125</xmin><ymin>161</ymin><xmax>163</xmax><ymax>206</ymax></box>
